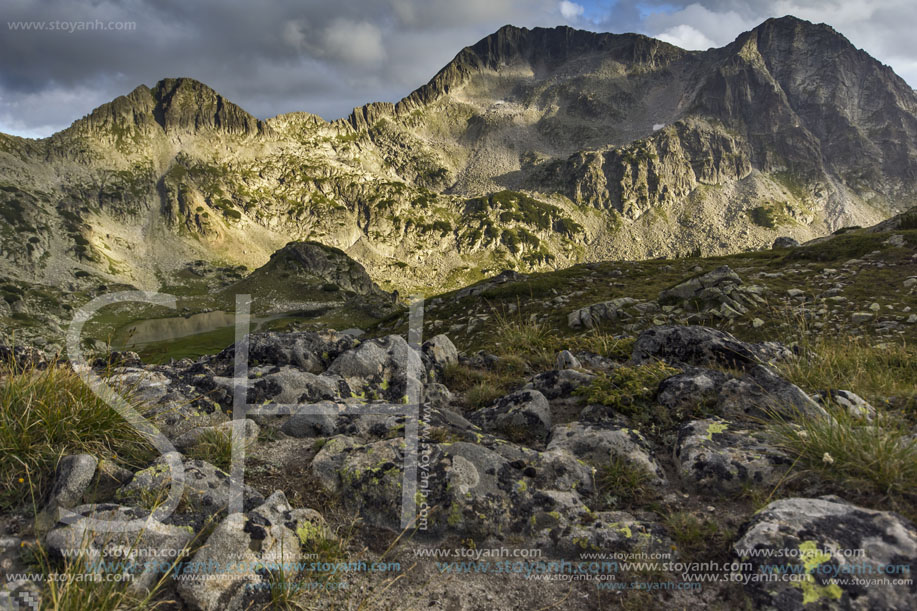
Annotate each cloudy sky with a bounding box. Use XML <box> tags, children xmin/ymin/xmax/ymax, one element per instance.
<box><xmin>2</xmin><ymin>0</ymin><xmax>915</xmax><ymax>138</ymax></box>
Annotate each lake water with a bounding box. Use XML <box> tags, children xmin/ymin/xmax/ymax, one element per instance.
<box><xmin>117</xmin><ymin>310</ymin><xmax>299</xmax><ymax>347</ymax></box>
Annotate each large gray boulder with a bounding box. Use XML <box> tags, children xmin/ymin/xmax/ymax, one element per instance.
<box><xmin>311</xmin><ymin>436</ymin><xmax>593</xmax><ymax>541</ymax></box>
<box><xmin>718</xmin><ymin>365</ymin><xmax>828</xmax><ymax>421</ymax></box>
<box><xmin>772</xmin><ymin>236</ymin><xmax>800</xmax><ymax>249</ymax></box>
<box><xmin>656</xmin><ymin>368</ymin><xmax>732</xmax><ymax>413</ymax></box>
<box><xmin>116</xmin><ymin>454</ymin><xmax>264</xmax><ymax>520</ymax></box>
<box><xmin>212</xmin><ymin>330</ymin><xmax>360</xmax><ymax>375</ymax></box>
<box><xmin>658</xmin><ymin>265</ymin><xmax>765</xmax><ymax>319</ymax></box>
<box><xmin>44</xmin><ymin>504</ymin><xmax>193</xmax><ymax>593</ymax></box>
<box><xmin>568</xmin><ymin>297</ymin><xmax>641</xmax><ymax>329</ymax></box>
<box><xmin>45</xmin><ymin>454</ymin><xmax>98</xmax><ymax>510</ymax></box>
<box><xmin>735</xmin><ymin>497</ymin><xmax>917</xmax><ymax>610</ymax></box>
<box><xmin>36</xmin><ymin>454</ymin><xmax>99</xmax><ymax>532</ymax></box>
<box><xmin>659</xmin><ymin>265</ymin><xmax>743</xmax><ymax>303</ymax></box>
<box><xmin>246</xmin><ymin>367</ymin><xmax>348</xmax><ymax>404</ymax></box>
<box><xmin>632</xmin><ymin>325</ymin><xmax>794</xmax><ymax>370</ymax></box>
<box><xmin>469</xmin><ymin>389</ymin><xmax>552</xmax><ymax>446</ymax></box>
<box><xmin>523</xmin><ymin>369</ymin><xmax>596</xmax><ymax>400</ymax></box>
<box><xmin>422</xmin><ymin>334</ymin><xmax>458</xmax><ymax>370</ymax></box>
<box><xmin>537</xmin><ymin>510</ymin><xmax>674</xmax><ymax>559</ymax></box>
<box><xmin>327</xmin><ymin>334</ymin><xmax>424</xmax><ymax>401</ymax></box>
<box><xmin>547</xmin><ymin>422</ymin><xmax>667</xmax><ymax>485</ymax></box>
<box><xmin>176</xmin><ymin>491</ymin><xmax>322</xmax><ymax>611</ymax></box>
<box><xmin>675</xmin><ymin>418</ymin><xmax>792</xmax><ymax>493</ymax></box>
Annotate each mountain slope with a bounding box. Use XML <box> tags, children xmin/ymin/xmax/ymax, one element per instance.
<box><xmin>0</xmin><ymin>16</ymin><xmax>915</xmax><ymax>297</ymax></box>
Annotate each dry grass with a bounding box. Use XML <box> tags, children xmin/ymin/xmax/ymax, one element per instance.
<box><xmin>0</xmin><ymin>358</ymin><xmax>155</xmax><ymax>509</ymax></box>
<box><xmin>775</xmin><ymin>335</ymin><xmax>917</xmax><ymax>409</ymax></box>
<box><xmin>769</xmin><ymin>405</ymin><xmax>917</xmax><ymax>507</ymax></box>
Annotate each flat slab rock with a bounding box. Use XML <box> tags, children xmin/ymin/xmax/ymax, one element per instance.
<box><xmin>735</xmin><ymin>497</ymin><xmax>917</xmax><ymax>610</ymax></box>
<box><xmin>675</xmin><ymin>418</ymin><xmax>792</xmax><ymax>493</ymax></box>
<box><xmin>547</xmin><ymin>421</ymin><xmax>667</xmax><ymax>485</ymax></box>
<box><xmin>632</xmin><ymin>325</ymin><xmax>796</xmax><ymax>370</ymax></box>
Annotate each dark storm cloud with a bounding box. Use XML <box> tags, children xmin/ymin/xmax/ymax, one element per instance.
<box><xmin>1</xmin><ymin>1</ymin><xmax>913</xmax><ymax>138</ymax></box>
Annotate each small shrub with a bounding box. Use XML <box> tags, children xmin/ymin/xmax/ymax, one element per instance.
<box><xmin>295</xmin><ymin>519</ymin><xmax>350</xmax><ymax>585</ymax></box>
<box><xmin>748</xmin><ymin>202</ymin><xmax>794</xmax><ymax>228</ymax></box>
<box><xmin>441</xmin><ymin>363</ymin><xmax>487</xmax><ymax>392</ymax></box>
<box><xmin>492</xmin><ymin>312</ymin><xmax>558</xmax><ymax>369</ymax></box>
<box><xmin>575</xmin><ymin>361</ymin><xmax>681</xmax><ymax>416</ymax></box>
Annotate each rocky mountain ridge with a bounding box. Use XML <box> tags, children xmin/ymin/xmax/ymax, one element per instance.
<box><xmin>0</xmin><ymin>16</ymin><xmax>915</xmax><ymax>298</ymax></box>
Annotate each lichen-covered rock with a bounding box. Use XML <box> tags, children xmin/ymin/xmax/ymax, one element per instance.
<box><xmin>812</xmin><ymin>390</ymin><xmax>877</xmax><ymax>421</ymax></box>
<box><xmin>735</xmin><ymin>497</ymin><xmax>917</xmax><ymax>610</ymax></box>
<box><xmin>176</xmin><ymin>491</ymin><xmax>320</xmax><ymax>611</ymax></box>
<box><xmin>524</xmin><ymin>369</ymin><xmax>596</xmax><ymax>400</ymax></box>
<box><xmin>555</xmin><ymin>349</ymin><xmax>581</xmax><ymax>370</ymax></box>
<box><xmin>312</xmin><ymin>434</ymin><xmax>593</xmax><ymax>541</ymax></box>
<box><xmin>538</xmin><ymin>511</ymin><xmax>674</xmax><ymax>559</ymax></box>
<box><xmin>632</xmin><ymin>325</ymin><xmax>794</xmax><ymax>370</ymax></box>
<box><xmin>659</xmin><ymin>265</ymin><xmax>742</xmax><ymax>302</ymax></box>
<box><xmin>45</xmin><ymin>454</ymin><xmax>98</xmax><ymax>510</ymax></box>
<box><xmin>36</xmin><ymin>454</ymin><xmax>99</xmax><ymax>532</ymax></box>
<box><xmin>326</xmin><ymin>334</ymin><xmax>424</xmax><ymax>401</ymax></box>
<box><xmin>547</xmin><ymin>422</ymin><xmax>667</xmax><ymax>485</ymax></box>
<box><xmin>44</xmin><ymin>504</ymin><xmax>193</xmax><ymax>593</ymax></box>
<box><xmin>675</xmin><ymin>418</ymin><xmax>792</xmax><ymax>493</ymax></box>
<box><xmin>246</xmin><ymin>367</ymin><xmax>349</xmax><ymax>404</ymax></box>
<box><xmin>422</xmin><ymin>334</ymin><xmax>458</xmax><ymax>370</ymax></box>
<box><xmin>279</xmin><ymin>407</ymin><xmax>338</xmax><ymax>438</ymax></box>
<box><xmin>0</xmin><ymin>344</ymin><xmax>48</xmax><ymax>370</ymax></box>
<box><xmin>657</xmin><ymin>265</ymin><xmax>767</xmax><ymax>319</ymax></box>
<box><xmin>568</xmin><ymin>297</ymin><xmax>641</xmax><ymax>329</ymax></box>
<box><xmin>211</xmin><ymin>330</ymin><xmax>360</xmax><ymax>375</ymax></box>
<box><xmin>422</xmin><ymin>382</ymin><xmax>454</xmax><ymax>412</ymax></box>
<box><xmin>773</xmin><ymin>236</ymin><xmax>801</xmax><ymax>249</ymax></box>
<box><xmin>116</xmin><ymin>454</ymin><xmax>264</xmax><ymax>520</ymax></box>
<box><xmin>656</xmin><ymin>368</ymin><xmax>732</xmax><ymax>412</ymax></box>
<box><xmin>311</xmin><ymin>435</ymin><xmax>359</xmax><ymax>487</ymax></box>
<box><xmin>718</xmin><ymin>365</ymin><xmax>828</xmax><ymax>421</ymax></box>
<box><xmin>174</xmin><ymin>419</ymin><xmax>259</xmax><ymax>452</ymax></box>
<box><xmin>469</xmin><ymin>389</ymin><xmax>552</xmax><ymax>445</ymax></box>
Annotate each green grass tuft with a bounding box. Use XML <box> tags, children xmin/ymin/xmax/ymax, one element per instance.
<box><xmin>186</xmin><ymin>429</ymin><xmax>236</xmax><ymax>472</ymax></box>
<box><xmin>0</xmin><ymin>359</ymin><xmax>155</xmax><ymax>509</ymax></box>
<box><xmin>592</xmin><ymin>455</ymin><xmax>654</xmax><ymax>510</ymax></box>
<box><xmin>769</xmin><ymin>405</ymin><xmax>917</xmax><ymax>505</ymax></box>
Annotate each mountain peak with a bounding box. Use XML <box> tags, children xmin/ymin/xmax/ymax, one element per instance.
<box><xmin>384</xmin><ymin>24</ymin><xmax>685</xmax><ymax>117</ymax></box>
<box><xmin>60</xmin><ymin>77</ymin><xmax>268</xmax><ymax>141</ymax></box>
<box><xmin>148</xmin><ymin>77</ymin><xmax>267</xmax><ymax>135</ymax></box>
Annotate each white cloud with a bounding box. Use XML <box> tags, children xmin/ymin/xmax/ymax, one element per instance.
<box><xmin>656</xmin><ymin>24</ymin><xmax>716</xmax><ymax>50</ymax></box>
<box><xmin>559</xmin><ymin>1</ymin><xmax>585</xmax><ymax>21</ymax></box>
<box><xmin>320</xmin><ymin>19</ymin><xmax>386</xmax><ymax>67</ymax></box>
<box><xmin>281</xmin><ymin>20</ymin><xmax>307</xmax><ymax>49</ymax></box>
<box><xmin>644</xmin><ymin>3</ymin><xmax>753</xmax><ymax>48</ymax></box>
<box><xmin>1</xmin><ymin>0</ymin><xmax>915</xmax><ymax>138</ymax></box>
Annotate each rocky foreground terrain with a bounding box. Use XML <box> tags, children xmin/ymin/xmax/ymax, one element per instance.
<box><xmin>1</xmin><ymin>217</ymin><xmax>915</xmax><ymax>610</ymax></box>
